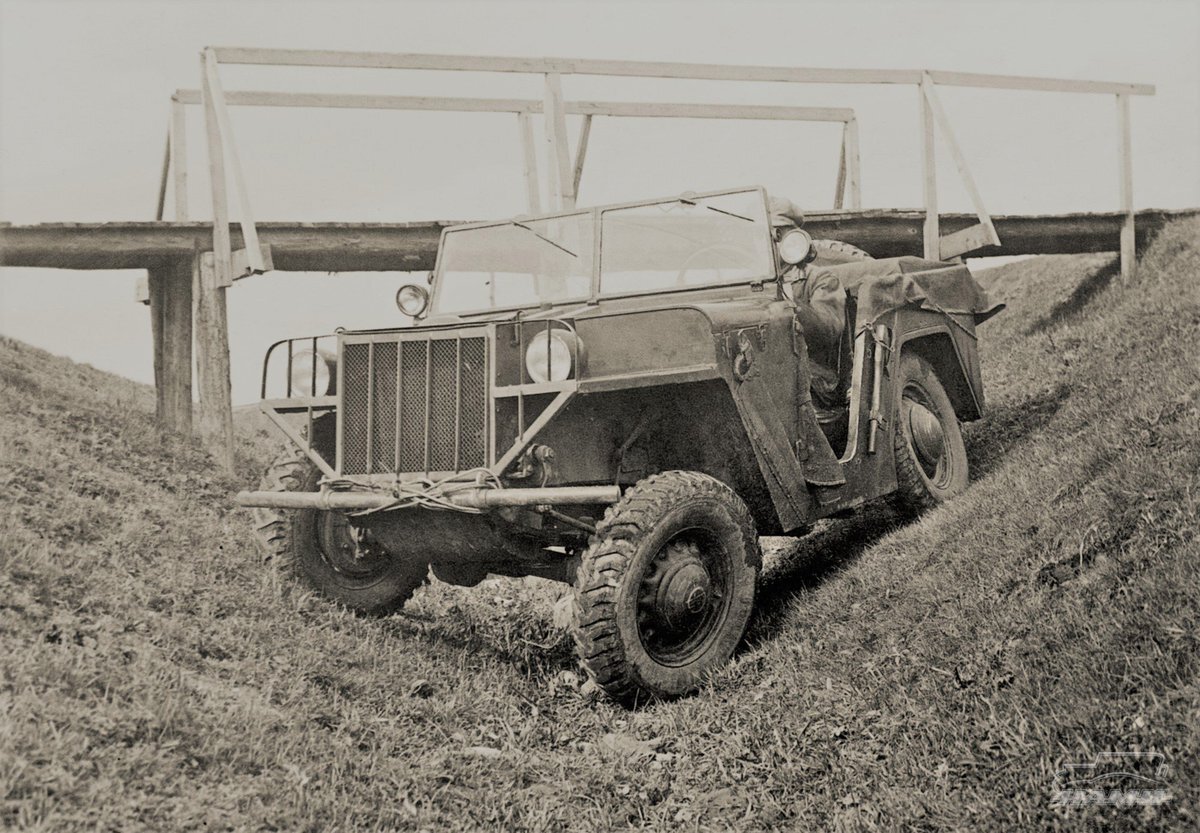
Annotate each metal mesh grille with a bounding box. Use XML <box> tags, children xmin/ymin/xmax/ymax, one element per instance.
<box><xmin>340</xmin><ymin>334</ymin><xmax>488</xmax><ymax>475</ymax></box>
<box><xmin>340</xmin><ymin>343</ymin><xmax>370</xmax><ymax>473</ymax></box>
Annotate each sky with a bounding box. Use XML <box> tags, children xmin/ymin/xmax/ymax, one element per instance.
<box><xmin>1</xmin><ymin>0</ymin><xmax>1198</xmax><ymax>403</ymax></box>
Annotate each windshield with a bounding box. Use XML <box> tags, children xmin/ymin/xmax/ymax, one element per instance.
<box><xmin>433</xmin><ymin>213</ymin><xmax>593</xmax><ymax>314</ymax></box>
<box><xmin>599</xmin><ymin>190</ymin><xmax>773</xmax><ymax>296</ymax></box>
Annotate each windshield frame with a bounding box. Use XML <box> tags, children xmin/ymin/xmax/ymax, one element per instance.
<box><xmin>429</xmin><ymin>185</ymin><xmax>776</xmax><ymax>317</ymax></box>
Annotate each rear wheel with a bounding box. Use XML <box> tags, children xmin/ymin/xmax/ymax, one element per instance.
<box><xmin>812</xmin><ymin>239</ymin><xmax>873</xmax><ymax>265</ymax></box>
<box><xmin>571</xmin><ymin>471</ymin><xmax>760</xmax><ymax>704</ymax></box>
<box><xmin>252</xmin><ymin>449</ymin><xmax>427</xmax><ymax>616</ymax></box>
<box><xmin>891</xmin><ymin>352</ymin><xmax>969</xmax><ymax>514</ymax></box>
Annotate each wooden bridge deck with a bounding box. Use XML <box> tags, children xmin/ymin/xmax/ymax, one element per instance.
<box><xmin>2</xmin><ymin>209</ymin><xmax>1195</xmax><ymax>272</ymax></box>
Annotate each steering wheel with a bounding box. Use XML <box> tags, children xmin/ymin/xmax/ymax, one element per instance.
<box><xmin>675</xmin><ymin>244</ymin><xmax>756</xmax><ymax>286</ymax></box>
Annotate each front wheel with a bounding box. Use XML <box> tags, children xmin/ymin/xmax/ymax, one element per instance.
<box><xmin>571</xmin><ymin>471</ymin><xmax>760</xmax><ymax>704</ymax></box>
<box><xmin>252</xmin><ymin>451</ymin><xmax>428</xmax><ymax>616</ymax></box>
<box><xmin>891</xmin><ymin>352</ymin><xmax>970</xmax><ymax>514</ymax></box>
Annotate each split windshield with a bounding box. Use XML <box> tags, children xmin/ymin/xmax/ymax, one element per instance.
<box><xmin>432</xmin><ymin>189</ymin><xmax>773</xmax><ymax>314</ymax></box>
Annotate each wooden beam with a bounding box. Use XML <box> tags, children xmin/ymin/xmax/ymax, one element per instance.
<box><xmin>170</xmin><ymin>97</ymin><xmax>189</xmax><ymax>220</ymax></box>
<box><xmin>194</xmin><ymin>251</ymin><xmax>234</xmax><ymax>472</ymax></box>
<box><xmin>919</xmin><ymin>77</ymin><xmax>938</xmax><ymax>260</ymax></box>
<box><xmin>5</xmin><ymin>211</ymin><xmax>1194</xmax><ymax>271</ymax></box>
<box><xmin>173</xmin><ymin>89</ymin><xmax>857</xmax><ymax>122</ymax></box>
<box><xmin>844</xmin><ymin>117</ymin><xmax>862</xmax><ymax>210</ymax></box>
<box><xmin>1117</xmin><ymin>93</ymin><xmax>1135</xmax><ymax>284</ymax></box>
<box><xmin>572</xmin><ymin>114</ymin><xmax>592</xmax><ymax>199</ymax></box>
<box><xmin>208</xmin><ymin>48</ymin><xmax>1154</xmax><ymax>94</ymax></box>
<box><xmin>203</xmin><ymin>50</ymin><xmax>265</xmax><ymax>273</ymax></box>
<box><xmin>517</xmin><ymin>114</ymin><xmax>541</xmax><ymax>214</ymax></box>
<box><xmin>147</xmin><ymin>258</ymin><xmax>193</xmax><ymax>433</ymax></box>
<box><xmin>938</xmin><ymin>222</ymin><xmax>996</xmax><ymax>261</ymax></box>
<box><xmin>211</xmin><ymin>47</ymin><xmax>925</xmax><ymax>85</ymax></box>
<box><xmin>833</xmin><ymin>127</ymin><xmax>847</xmax><ymax>210</ymax></box>
<box><xmin>925</xmin><ymin>69</ymin><xmax>1154</xmax><ymax>97</ymax></box>
<box><xmin>155</xmin><ymin>130</ymin><xmax>170</xmax><ymax>221</ymax></box>
<box><xmin>200</xmin><ymin>52</ymin><xmax>234</xmax><ymax>290</ymax></box>
<box><xmin>921</xmin><ymin>74</ymin><xmax>999</xmax><ymax>256</ymax></box>
<box><xmin>543</xmin><ymin>73</ymin><xmax>573</xmax><ymax>210</ymax></box>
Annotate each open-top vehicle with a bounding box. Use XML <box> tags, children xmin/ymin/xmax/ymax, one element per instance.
<box><xmin>237</xmin><ymin>186</ymin><xmax>1001</xmax><ymax>703</ymax></box>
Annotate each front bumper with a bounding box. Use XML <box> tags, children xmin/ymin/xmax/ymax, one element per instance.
<box><xmin>234</xmin><ymin>484</ymin><xmax>620</xmax><ymax>512</ymax></box>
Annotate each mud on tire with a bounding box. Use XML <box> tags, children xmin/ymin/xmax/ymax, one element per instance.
<box><xmin>252</xmin><ymin>448</ymin><xmax>427</xmax><ymax>616</ymax></box>
<box><xmin>571</xmin><ymin>471</ymin><xmax>760</xmax><ymax>704</ymax></box>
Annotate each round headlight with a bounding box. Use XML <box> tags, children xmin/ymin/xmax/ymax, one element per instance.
<box><xmin>525</xmin><ymin>330</ymin><xmax>578</xmax><ymax>383</ymax></box>
<box><xmin>779</xmin><ymin>228</ymin><xmax>814</xmax><ymax>265</ymax></box>
<box><xmin>396</xmin><ymin>283</ymin><xmax>430</xmax><ymax>318</ymax></box>
<box><xmin>290</xmin><ymin>350</ymin><xmax>335</xmax><ymax>397</ymax></box>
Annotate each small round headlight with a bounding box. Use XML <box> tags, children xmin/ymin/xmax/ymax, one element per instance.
<box><xmin>396</xmin><ymin>283</ymin><xmax>430</xmax><ymax>318</ymax></box>
<box><xmin>290</xmin><ymin>350</ymin><xmax>336</xmax><ymax>397</ymax></box>
<box><xmin>779</xmin><ymin>228</ymin><xmax>814</xmax><ymax>265</ymax></box>
<box><xmin>524</xmin><ymin>330</ymin><xmax>578</xmax><ymax>383</ymax></box>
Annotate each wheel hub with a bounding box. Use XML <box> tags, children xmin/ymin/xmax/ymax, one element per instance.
<box><xmin>643</xmin><ymin>541</ymin><xmax>713</xmax><ymax>633</ymax></box>
<box><xmin>317</xmin><ymin>513</ymin><xmax>388</xmax><ymax>577</ymax></box>
<box><xmin>906</xmin><ymin>399</ymin><xmax>946</xmax><ymax>470</ymax></box>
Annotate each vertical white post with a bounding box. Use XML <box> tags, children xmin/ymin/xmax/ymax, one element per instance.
<box><xmin>170</xmin><ymin>96</ymin><xmax>189</xmax><ymax>220</ymax></box>
<box><xmin>844</xmin><ymin>117</ymin><xmax>862</xmax><ymax>210</ymax></box>
<box><xmin>543</xmin><ymin>73</ymin><xmax>573</xmax><ymax>210</ymax></box>
<box><xmin>201</xmin><ymin>51</ymin><xmax>232</xmax><ymax>289</ymax></box>
<box><xmin>919</xmin><ymin>76</ymin><xmax>939</xmax><ymax>260</ymax></box>
<box><xmin>833</xmin><ymin>124</ymin><xmax>847</xmax><ymax>210</ymax></box>
<box><xmin>518</xmin><ymin>113</ymin><xmax>541</xmax><ymax>214</ymax></box>
<box><xmin>1117</xmin><ymin>93</ymin><xmax>1135</xmax><ymax>284</ymax></box>
<box><xmin>572</xmin><ymin>113</ymin><xmax>593</xmax><ymax>201</ymax></box>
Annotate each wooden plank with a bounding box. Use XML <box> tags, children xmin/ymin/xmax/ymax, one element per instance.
<box><xmin>938</xmin><ymin>222</ymin><xmax>995</xmax><ymax>260</ymax></box>
<box><xmin>170</xmin><ymin>97</ymin><xmax>189</xmax><ymax>220</ymax></box>
<box><xmin>517</xmin><ymin>114</ymin><xmax>541</xmax><ymax>214</ymax></box>
<box><xmin>155</xmin><ymin>130</ymin><xmax>170</xmax><ymax>221</ymax></box>
<box><xmin>922</xmin><ymin>74</ymin><xmax>1000</xmax><ymax>255</ymax></box>
<box><xmin>162</xmin><ymin>257</ymin><xmax>193</xmax><ymax>434</ymax></box>
<box><xmin>209</xmin><ymin>48</ymin><xmax>1153</xmax><ymax>93</ymax></box>
<box><xmin>194</xmin><ymin>251</ymin><xmax>234</xmax><ymax>472</ymax></box>
<box><xmin>572</xmin><ymin>114</ymin><xmax>592</xmax><ymax>198</ymax></box>
<box><xmin>926</xmin><ymin>69</ymin><xmax>1154</xmax><ymax>97</ymax></box>
<box><xmin>211</xmin><ymin>47</ymin><xmax>924</xmax><ymax>85</ymax></box>
<box><xmin>3</xmin><ymin>210</ymin><xmax>1195</xmax><ymax>271</ymax></box>
<box><xmin>920</xmin><ymin>77</ymin><xmax>938</xmax><ymax>260</ymax></box>
<box><xmin>203</xmin><ymin>50</ymin><xmax>265</xmax><ymax>273</ymax></box>
<box><xmin>200</xmin><ymin>53</ymin><xmax>234</xmax><ymax>289</ymax></box>
<box><xmin>148</xmin><ymin>268</ymin><xmax>165</xmax><ymax>421</ymax></box>
<box><xmin>844</xmin><ymin>117</ymin><xmax>862</xmax><ymax>210</ymax></box>
<box><xmin>543</xmin><ymin>73</ymin><xmax>573</xmax><ymax>210</ymax></box>
<box><xmin>1117</xmin><ymin>93</ymin><xmax>1135</xmax><ymax>284</ymax></box>
<box><xmin>174</xmin><ymin>89</ymin><xmax>857</xmax><ymax>122</ymax></box>
<box><xmin>833</xmin><ymin>126</ymin><xmax>847</xmax><ymax>210</ymax></box>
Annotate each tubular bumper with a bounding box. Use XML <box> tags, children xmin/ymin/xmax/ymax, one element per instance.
<box><xmin>234</xmin><ymin>485</ymin><xmax>621</xmax><ymax>511</ymax></box>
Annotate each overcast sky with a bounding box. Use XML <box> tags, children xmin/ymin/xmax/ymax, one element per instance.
<box><xmin>1</xmin><ymin>0</ymin><xmax>1197</xmax><ymax>403</ymax></box>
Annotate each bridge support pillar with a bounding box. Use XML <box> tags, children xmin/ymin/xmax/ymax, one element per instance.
<box><xmin>148</xmin><ymin>256</ymin><xmax>193</xmax><ymax>435</ymax></box>
<box><xmin>193</xmin><ymin>250</ymin><xmax>236</xmax><ymax>474</ymax></box>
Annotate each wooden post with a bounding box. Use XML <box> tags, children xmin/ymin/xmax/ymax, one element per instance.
<box><xmin>543</xmin><ymin>73</ymin><xmax>573</xmax><ymax>210</ymax></box>
<box><xmin>919</xmin><ymin>76</ymin><xmax>939</xmax><ymax>259</ymax></box>
<box><xmin>844</xmin><ymin>117</ymin><xmax>862</xmax><ymax>210</ymax></box>
<box><xmin>1117</xmin><ymin>93</ymin><xmax>1135</xmax><ymax>284</ymax></box>
<box><xmin>193</xmin><ymin>251</ymin><xmax>234</xmax><ymax>472</ymax></box>
<box><xmin>517</xmin><ymin>113</ymin><xmax>541</xmax><ymax>214</ymax></box>
<box><xmin>833</xmin><ymin>124</ymin><xmax>847</xmax><ymax>210</ymax></box>
<box><xmin>155</xmin><ymin>130</ymin><xmax>171</xmax><ymax>221</ymax></box>
<box><xmin>147</xmin><ymin>258</ymin><xmax>193</xmax><ymax>434</ymax></box>
<box><xmin>171</xmin><ymin>96</ymin><xmax>189</xmax><ymax>220</ymax></box>
<box><xmin>201</xmin><ymin>52</ymin><xmax>233</xmax><ymax>289</ymax></box>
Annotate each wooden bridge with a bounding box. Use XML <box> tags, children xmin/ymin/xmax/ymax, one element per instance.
<box><xmin>1</xmin><ymin>48</ymin><xmax>1184</xmax><ymax>472</ymax></box>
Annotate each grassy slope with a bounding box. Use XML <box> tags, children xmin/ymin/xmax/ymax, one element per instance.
<box><xmin>2</xmin><ymin>220</ymin><xmax>1197</xmax><ymax>831</ymax></box>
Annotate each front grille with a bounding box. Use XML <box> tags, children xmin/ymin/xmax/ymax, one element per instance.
<box><xmin>340</xmin><ymin>334</ymin><xmax>489</xmax><ymax>475</ymax></box>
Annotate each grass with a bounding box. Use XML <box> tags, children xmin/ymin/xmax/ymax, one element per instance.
<box><xmin>2</xmin><ymin>218</ymin><xmax>1198</xmax><ymax>831</ymax></box>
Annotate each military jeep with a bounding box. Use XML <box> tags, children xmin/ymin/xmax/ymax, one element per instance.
<box><xmin>237</xmin><ymin>186</ymin><xmax>1001</xmax><ymax>703</ymax></box>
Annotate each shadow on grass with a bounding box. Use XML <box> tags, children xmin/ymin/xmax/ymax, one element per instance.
<box><xmin>1024</xmin><ymin>257</ymin><xmax>1119</xmax><ymax>335</ymax></box>
<box><xmin>744</xmin><ymin>504</ymin><xmax>902</xmax><ymax>646</ymax></box>
<box><xmin>965</xmin><ymin>381</ymin><xmax>1072</xmax><ymax>478</ymax></box>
